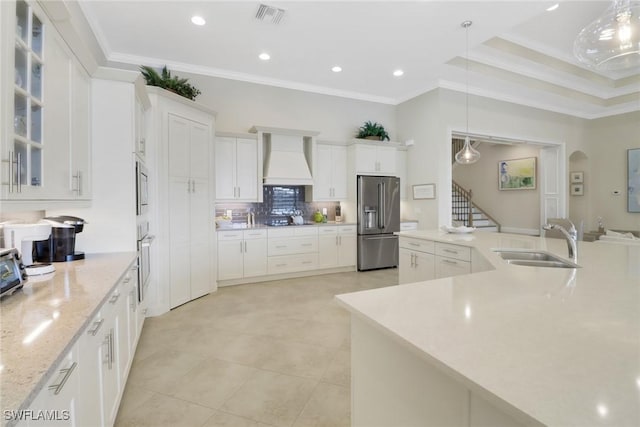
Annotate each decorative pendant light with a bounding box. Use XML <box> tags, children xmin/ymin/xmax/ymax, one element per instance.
<box><xmin>574</xmin><ymin>0</ymin><xmax>640</xmax><ymax>71</ymax></box>
<box><xmin>455</xmin><ymin>20</ymin><xmax>481</xmax><ymax>165</ymax></box>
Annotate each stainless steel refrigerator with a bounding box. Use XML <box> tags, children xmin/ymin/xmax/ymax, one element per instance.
<box><xmin>357</xmin><ymin>175</ymin><xmax>400</xmax><ymax>271</ymax></box>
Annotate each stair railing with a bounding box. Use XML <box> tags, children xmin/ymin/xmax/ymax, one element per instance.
<box><xmin>452</xmin><ymin>180</ymin><xmax>502</xmax><ymax>232</ymax></box>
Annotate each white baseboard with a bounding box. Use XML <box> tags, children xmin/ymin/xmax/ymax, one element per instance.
<box><xmin>501</xmin><ymin>227</ymin><xmax>540</xmax><ymax>236</ymax></box>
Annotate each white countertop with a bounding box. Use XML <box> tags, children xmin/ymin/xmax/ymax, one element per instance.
<box><xmin>336</xmin><ymin>230</ymin><xmax>640</xmax><ymax>427</ymax></box>
<box><xmin>216</xmin><ymin>221</ymin><xmax>356</xmax><ymax>231</ymax></box>
<box><xmin>0</xmin><ymin>252</ymin><xmax>138</xmax><ymax>418</ymax></box>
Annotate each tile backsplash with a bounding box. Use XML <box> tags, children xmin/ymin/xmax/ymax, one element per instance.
<box><xmin>215</xmin><ymin>186</ymin><xmax>340</xmax><ymax>225</ymax></box>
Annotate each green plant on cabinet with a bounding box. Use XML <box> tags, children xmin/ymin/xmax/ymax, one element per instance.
<box><xmin>357</xmin><ymin>121</ymin><xmax>390</xmax><ymax>141</ymax></box>
<box><xmin>140</xmin><ymin>65</ymin><xmax>201</xmax><ymax>100</ymax></box>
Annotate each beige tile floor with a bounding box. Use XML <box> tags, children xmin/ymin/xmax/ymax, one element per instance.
<box><xmin>115</xmin><ymin>268</ymin><xmax>398</xmax><ymax>427</ymax></box>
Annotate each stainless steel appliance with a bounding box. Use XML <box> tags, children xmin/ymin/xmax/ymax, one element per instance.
<box><xmin>357</xmin><ymin>175</ymin><xmax>400</xmax><ymax>270</ymax></box>
<box><xmin>34</xmin><ymin>216</ymin><xmax>87</xmax><ymax>262</ymax></box>
<box><xmin>0</xmin><ymin>248</ymin><xmax>25</xmax><ymax>297</ymax></box>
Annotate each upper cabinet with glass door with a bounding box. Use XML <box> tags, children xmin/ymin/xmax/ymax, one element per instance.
<box><xmin>5</xmin><ymin>0</ymin><xmax>45</xmax><ymax>198</ymax></box>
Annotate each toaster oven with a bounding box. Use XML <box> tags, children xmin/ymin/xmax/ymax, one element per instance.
<box><xmin>0</xmin><ymin>248</ymin><xmax>26</xmax><ymax>297</ymax></box>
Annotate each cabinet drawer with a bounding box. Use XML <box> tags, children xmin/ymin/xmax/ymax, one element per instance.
<box><xmin>435</xmin><ymin>243</ymin><xmax>471</xmax><ymax>261</ymax></box>
<box><xmin>318</xmin><ymin>226</ymin><xmax>338</xmax><ymax>235</ymax></box>
<box><xmin>435</xmin><ymin>256</ymin><xmax>471</xmax><ymax>278</ymax></box>
<box><xmin>243</xmin><ymin>229</ymin><xmax>267</xmax><ymax>240</ymax></box>
<box><xmin>268</xmin><ymin>253</ymin><xmax>318</xmax><ymax>274</ymax></box>
<box><xmin>338</xmin><ymin>225</ymin><xmax>357</xmax><ymax>235</ymax></box>
<box><xmin>399</xmin><ymin>238</ymin><xmax>435</xmax><ymax>254</ymax></box>
<box><xmin>217</xmin><ymin>230</ymin><xmax>244</xmax><ymax>241</ymax></box>
<box><xmin>268</xmin><ymin>237</ymin><xmax>318</xmax><ymax>256</ymax></box>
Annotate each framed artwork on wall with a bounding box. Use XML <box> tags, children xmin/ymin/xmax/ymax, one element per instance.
<box><xmin>498</xmin><ymin>157</ymin><xmax>536</xmax><ymax>190</ymax></box>
<box><xmin>571</xmin><ymin>184</ymin><xmax>584</xmax><ymax>196</ymax></box>
<box><xmin>629</xmin><ymin>148</ymin><xmax>640</xmax><ymax>213</ymax></box>
<box><xmin>570</xmin><ymin>171</ymin><xmax>584</xmax><ymax>183</ymax></box>
<box><xmin>413</xmin><ymin>184</ymin><xmax>436</xmax><ymax>200</ymax></box>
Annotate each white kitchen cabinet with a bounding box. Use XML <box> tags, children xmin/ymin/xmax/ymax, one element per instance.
<box><xmin>149</xmin><ymin>87</ymin><xmax>216</xmax><ymax>313</ymax></box>
<box><xmin>318</xmin><ymin>225</ymin><xmax>357</xmax><ymax>269</ymax></box>
<box><xmin>267</xmin><ymin>227</ymin><xmax>319</xmax><ymax>274</ymax></box>
<box><xmin>215</xmin><ymin>134</ymin><xmax>259</xmax><ymax>201</ymax></box>
<box><xmin>435</xmin><ymin>242</ymin><xmax>471</xmax><ymax>278</ymax></box>
<box><xmin>27</xmin><ymin>347</ymin><xmax>78</xmax><ymax>426</ymax></box>
<box><xmin>396</xmin><ymin>147</ymin><xmax>408</xmax><ymax>199</ymax></box>
<box><xmin>350</xmin><ymin>141</ymin><xmax>397</xmax><ymax>175</ymax></box>
<box><xmin>168</xmin><ymin>114</ymin><xmax>212</xmax><ymax>308</ymax></box>
<box><xmin>313</xmin><ymin>143</ymin><xmax>347</xmax><ymax>200</ymax></box>
<box><xmin>217</xmin><ymin>229</ymin><xmax>267</xmax><ymax>280</ymax></box>
<box><xmin>1</xmin><ymin>0</ymin><xmax>91</xmax><ymax>202</ymax></box>
<box><xmin>399</xmin><ymin>238</ymin><xmax>435</xmax><ymax>284</ymax></box>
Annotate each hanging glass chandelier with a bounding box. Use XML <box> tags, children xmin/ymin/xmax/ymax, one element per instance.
<box><xmin>574</xmin><ymin>0</ymin><xmax>640</xmax><ymax>71</ymax></box>
<box><xmin>455</xmin><ymin>20</ymin><xmax>480</xmax><ymax>165</ymax></box>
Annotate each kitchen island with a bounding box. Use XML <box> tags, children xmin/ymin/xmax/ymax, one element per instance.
<box><xmin>336</xmin><ymin>230</ymin><xmax>639</xmax><ymax>427</ymax></box>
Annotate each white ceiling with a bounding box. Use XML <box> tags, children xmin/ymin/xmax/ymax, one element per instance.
<box><xmin>79</xmin><ymin>1</ymin><xmax>640</xmax><ymax>119</ymax></box>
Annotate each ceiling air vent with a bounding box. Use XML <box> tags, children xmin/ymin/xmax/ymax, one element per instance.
<box><xmin>255</xmin><ymin>4</ymin><xmax>286</xmax><ymax>24</ymax></box>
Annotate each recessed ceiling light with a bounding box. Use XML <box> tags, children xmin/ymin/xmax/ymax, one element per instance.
<box><xmin>191</xmin><ymin>15</ymin><xmax>206</xmax><ymax>26</ymax></box>
<box><xmin>546</xmin><ymin>4</ymin><xmax>559</xmax><ymax>11</ymax></box>
<box><xmin>331</xmin><ymin>66</ymin><xmax>342</xmax><ymax>73</ymax></box>
<box><xmin>259</xmin><ymin>52</ymin><xmax>271</xmax><ymax>61</ymax></box>
<box><xmin>393</xmin><ymin>69</ymin><xmax>404</xmax><ymax>77</ymax></box>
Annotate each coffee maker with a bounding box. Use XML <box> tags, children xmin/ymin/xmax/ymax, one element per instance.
<box><xmin>34</xmin><ymin>216</ymin><xmax>87</xmax><ymax>262</ymax></box>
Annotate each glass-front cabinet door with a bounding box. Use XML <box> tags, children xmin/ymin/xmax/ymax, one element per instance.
<box><xmin>3</xmin><ymin>0</ymin><xmax>45</xmax><ymax>199</ymax></box>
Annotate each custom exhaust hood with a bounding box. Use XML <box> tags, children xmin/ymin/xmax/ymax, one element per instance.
<box><xmin>263</xmin><ymin>134</ymin><xmax>314</xmax><ymax>186</ymax></box>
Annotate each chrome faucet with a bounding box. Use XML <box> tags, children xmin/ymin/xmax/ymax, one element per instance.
<box><xmin>543</xmin><ymin>223</ymin><xmax>578</xmax><ymax>262</ymax></box>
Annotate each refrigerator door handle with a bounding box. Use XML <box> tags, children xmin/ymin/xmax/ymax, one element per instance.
<box><xmin>378</xmin><ymin>182</ymin><xmax>385</xmax><ymax>229</ymax></box>
<box><xmin>363</xmin><ymin>235</ymin><xmax>397</xmax><ymax>240</ymax></box>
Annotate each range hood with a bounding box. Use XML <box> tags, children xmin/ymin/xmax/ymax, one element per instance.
<box><xmin>263</xmin><ymin>134</ymin><xmax>314</xmax><ymax>186</ymax></box>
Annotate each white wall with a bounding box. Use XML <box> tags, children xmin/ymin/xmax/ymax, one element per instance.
<box><xmin>454</xmin><ymin>143</ymin><xmax>541</xmax><ymax>233</ymax></box>
<box><xmin>585</xmin><ymin>111</ymin><xmax>640</xmax><ymax>232</ymax></box>
<box><xmin>181</xmin><ymin>72</ymin><xmax>397</xmax><ymax>141</ymax></box>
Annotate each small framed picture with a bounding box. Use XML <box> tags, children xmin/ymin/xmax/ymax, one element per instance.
<box><xmin>570</xmin><ymin>171</ymin><xmax>584</xmax><ymax>183</ymax></box>
<box><xmin>413</xmin><ymin>183</ymin><xmax>436</xmax><ymax>200</ymax></box>
<box><xmin>571</xmin><ymin>184</ymin><xmax>584</xmax><ymax>196</ymax></box>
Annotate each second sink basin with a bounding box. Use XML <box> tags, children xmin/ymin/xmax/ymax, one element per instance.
<box><xmin>493</xmin><ymin>249</ymin><xmax>580</xmax><ymax>268</ymax></box>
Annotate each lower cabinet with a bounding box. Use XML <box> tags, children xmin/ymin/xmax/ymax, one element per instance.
<box><xmin>318</xmin><ymin>225</ymin><xmax>357</xmax><ymax>269</ymax></box>
<box><xmin>26</xmin><ymin>348</ymin><xmax>79</xmax><ymax>426</ymax></box>
<box><xmin>399</xmin><ymin>238</ymin><xmax>472</xmax><ymax>283</ymax></box>
<box><xmin>399</xmin><ymin>238</ymin><xmax>436</xmax><ymax>284</ymax></box>
<box><xmin>267</xmin><ymin>227</ymin><xmax>319</xmax><ymax>274</ymax></box>
<box><xmin>435</xmin><ymin>242</ymin><xmax>471</xmax><ymax>278</ymax></box>
<box><xmin>216</xmin><ymin>225</ymin><xmax>358</xmax><ymax>285</ymax></box>
<box><xmin>217</xmin><ymin>229</ymin><xmax>268</xmax><ymax>280</ymax></box>
<box><xmin>26</xmin><ymin>260</ymin><xmax>142</xmax><ymax>427</ymax></box>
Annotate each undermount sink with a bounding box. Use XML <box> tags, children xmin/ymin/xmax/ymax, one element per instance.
<box><xmin>493</xmin><ymin>249</ymin><xmax>580</xmax><ymax>269</ymax></box>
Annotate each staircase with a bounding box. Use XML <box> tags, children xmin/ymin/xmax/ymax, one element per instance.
<box><xmin>452</xmin><ymin>180</ymin><xmax>501</xmax><ymax>232</ymax></box>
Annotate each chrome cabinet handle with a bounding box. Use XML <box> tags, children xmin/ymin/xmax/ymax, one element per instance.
<box><xmin>140</xmin><ymin>138</ymin><xmax>146</xmax><ymax>155</ymax></box>
<box><xmin>443</xmin><ymin>249</ymin><xmax>459</xmax><ymax>254</ymax></box>
<box><xmin>88</xmin><ymin>318</ymin><xmax>104</xmax><ymax>336</ymax></box>
<box><xmin>192</xmin><ymin>180</ymin><xmax>196</xmax><ymax>193</ymax></box>
<box><xmin>441</xmin><ymin>259</ymin><xmax>458</xmax><ymax>265</ymax></box>
<box><xmin>109</xmin><ymin>292</ymin><xmax>120</xmax><ymax>304</ymax></box>
<box><xmin>48</xmin><ymin>362</ymin><xmax>77</xmax><ymax>395</ymax></box>
<box><xmin>302</xmin><ymin>261</ymin><xmax>312</xmax><ymax>265</ymax></box>
<box><xmin>244</xmin><ymin>241</ymin><xmax>247</xmax><ymax>252</ymax></box>
<box><xmin>410</xmin><ymin>253</ymin><xmax>415</xmax><ymax>267</ymax></box>
<box><xmin>409</xmin><ymin>242</ymin><xmax>420</xmax><ymax>247</ymax></box>
<box><xmin>16</xmin><ymin>151</ymin><xmax>21</xmax><ymax>193</ymax></box>
<box><xmin>275</xmin><ymin>245</ymin><xmax>287</xmax><ymax>249</ymax></box>
<box><xmin>73</xmin><ymin>170</ymin><xmax>83</xmax><ymax>195</ymax></box>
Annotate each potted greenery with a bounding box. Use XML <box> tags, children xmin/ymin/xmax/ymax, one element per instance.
<box><xmin>140</xmin><ymin>65</ymin><xmax>201</xmax><ymax>101</ymax></box>
<box><xmin>356</xmin><ymin>121</ymin><xmax>390</xmax><ymax>141</ymax></box>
